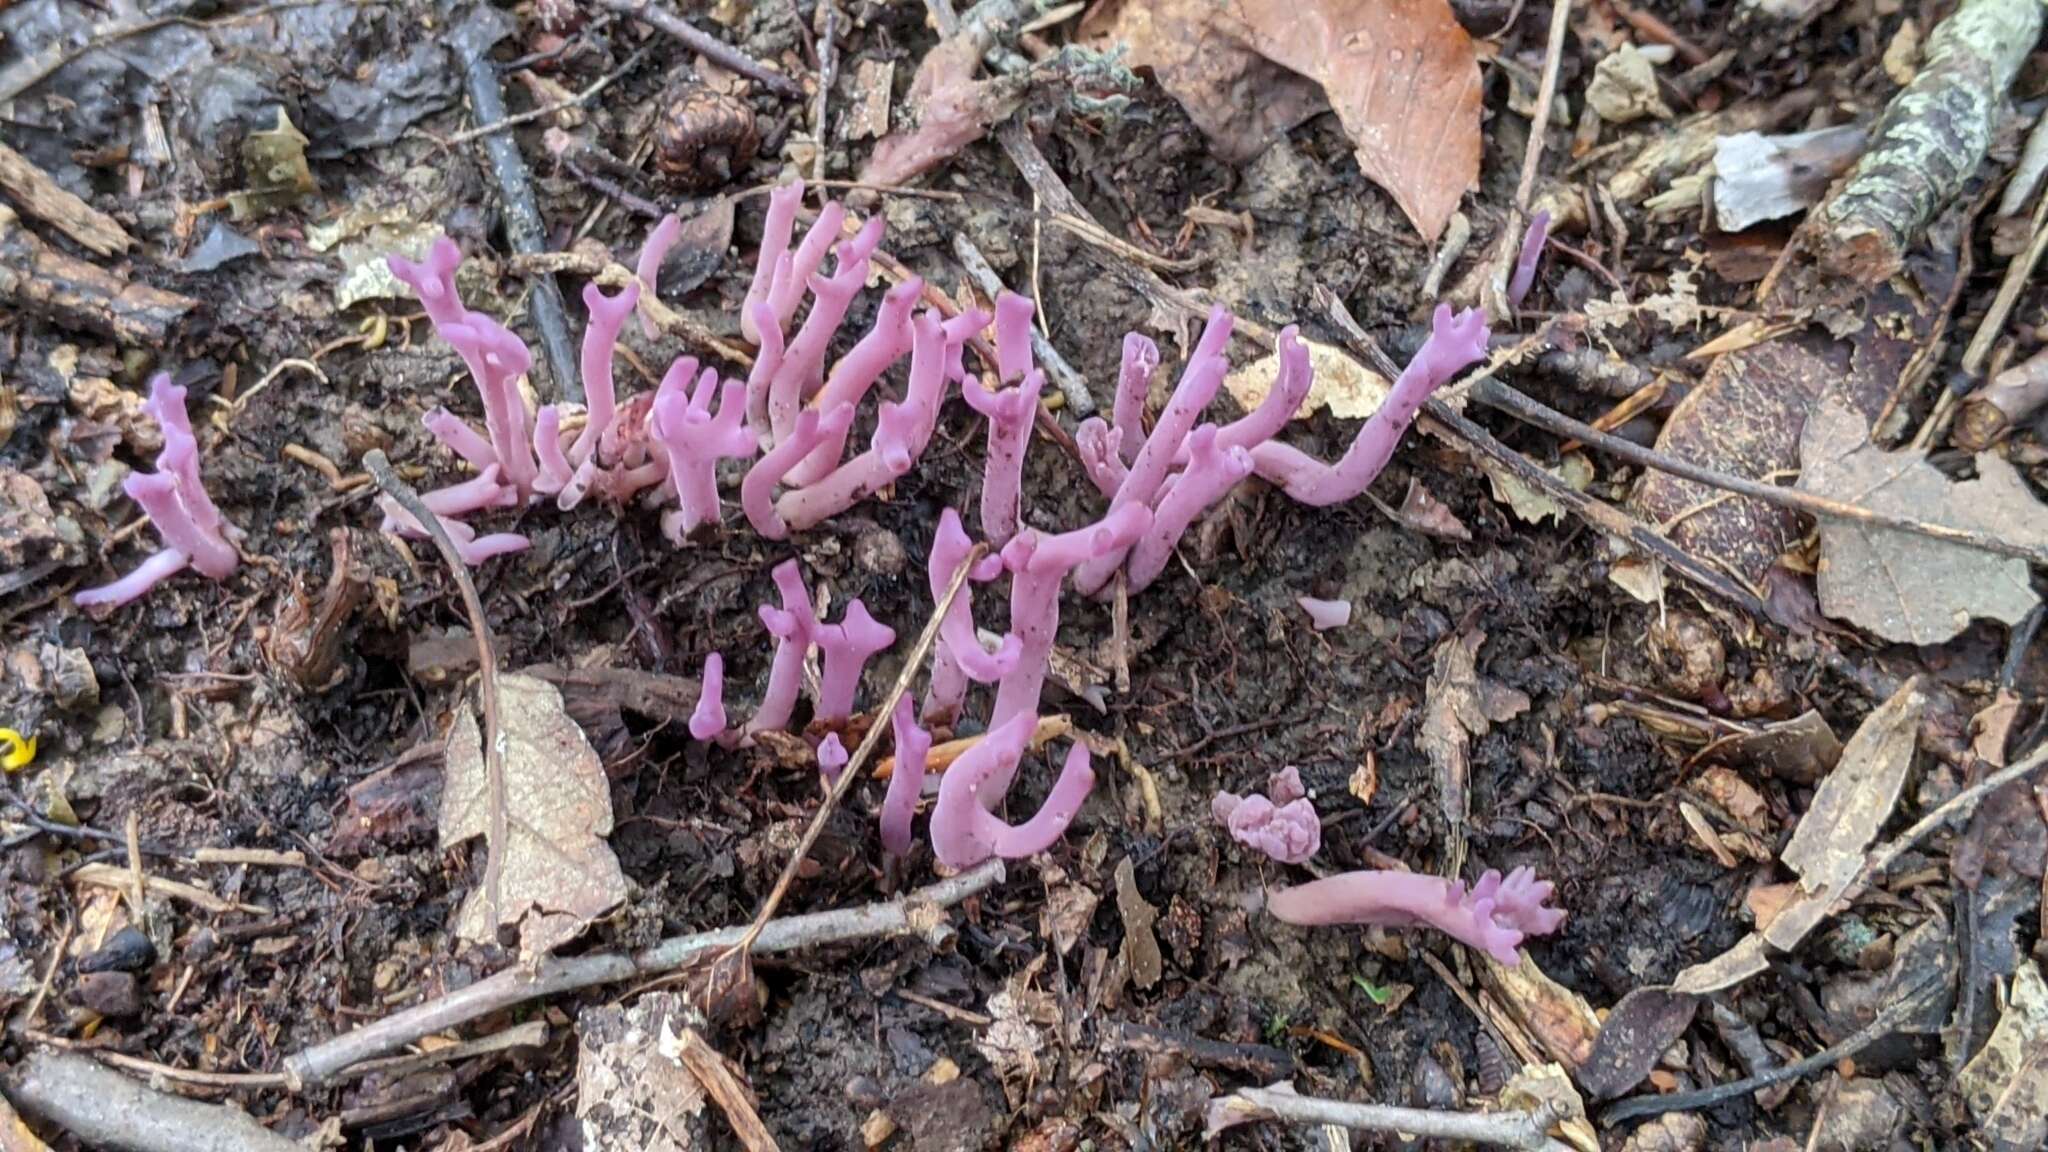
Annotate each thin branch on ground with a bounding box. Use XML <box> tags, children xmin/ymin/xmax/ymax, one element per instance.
<box><xmin>444</xmin><ymin>46</ymin><xmax>652</xmax><ymax>146</ymax></box>
<box><xmin>449</xmin><ymin>11</ymin><xmax>582</xmax><ymax>402</ymax></box>
<box><xmin>6</xmin><ymin>1049</ymin><xmax>303</xmax><ymax>1152</ymax></box>
<box><xmin>812</xmin><ymin>1</ymin><xmax>839</xmax><ymax>183</ymax></box>
<box><xmin>954</xmin><ymin>233</ymin><xmax>1094</xmax><ymax>415</ymax></box>
<box><xmin>1865</xmin><ymin>740</ymin><xmax>2048</xmax><ymax>878</ymax></box>
<box><xmin>1602</xmin><ymin>972</ymin><xmax>1945</xmax><ymax>1123</ymax></box>
<box><xmin>283</xmin><ymin>860</ymin><xmax>1004</xmax><ymax>1087</ymax></box>
<box><xmin>1210</xmin><ymin>1085</ymin><xmax>1569</xmax><ymax>1152</ymax></box>
<box><xmin>363</xmin><ymin>450</ymin><xmax>507</xmax><ymax>938</ymax></box>
<box><xmin>592</xmin><ymin>0</ymin><xmax>803</xmax><ymax>97</ymax></box>
<box><xmin>723</xmin><ymin>544</ymin><xmax>987</xmax><ymax>959</ymax></box>
<box><xmin>1468</xmin><ymin>375</ymin><xmax>2048</xmax><ymax>568</ymax></box>
<box><xmin>1513</xmin><ymin>0</ymin><xmax>1572</xmax><ymax>213</ymax></box>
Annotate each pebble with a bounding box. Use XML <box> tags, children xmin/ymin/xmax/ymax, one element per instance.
<box><xmin>78</xmin><ymin>926</ymin><xmax>156</xmax><ymax>974</ymax></box>
<box><xmin>75</xmin><ymin>970</ymin><xmax>142</xmax><ymax>1018</ymax></box>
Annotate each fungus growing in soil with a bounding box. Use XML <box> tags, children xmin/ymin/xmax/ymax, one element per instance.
<box><xmin>1509</xmin><ymin>210</ymin><xmax>1551</xmax><ymax>309</ymax></box>
<box><xmin>382</xmin><ymin>178</ymin><xmax>985</xmax><ymax>562</ymax></box>
<box><xmin>1213</xmin><ymin>766</ymin><xmax>1320</xmax><ymax>864</ymax></box>
<box><xmin>75</xmin><ymin>375</ymin><xmax>240</xmax><ymax>609</ymax></box>
<box><xmin>929</xmin><ymin>711</ymin><xmax>1096</xmax><ymax>869</ymax></box>
<box><xmin>1062</xmin><ymin>302</ymin><xmax>1489</xmax><ymax>596</ymax></box>
<box><xmin>1267</xmin><ymin>866</ymin><xmax>1565</xmax><ymax>966</ymax></box>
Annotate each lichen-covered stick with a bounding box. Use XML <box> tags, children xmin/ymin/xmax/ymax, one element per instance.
<box><xmin>283</xmin><ymin>859</ymin><xmax>1005</xmax><ymax>1088</ymax></box>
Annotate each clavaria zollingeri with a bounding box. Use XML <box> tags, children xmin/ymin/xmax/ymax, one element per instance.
<box><xmin>1267</xmin><ymin>866</ymin><xmax>1565</xmax><ymax>965</ymax></box>
<box><xmin>1213</xmin><ymin>766</ymin><xmax>1320</xmax><ymax>865</ymax></box>
<box><xmin>382</xmin><ymin>179</ymin><xmax>988</xmax><ymax>561</ymax></box>
<box><xmin>76</xmin><ymin>375</ymin><xmax>240</xmax><ymax>609</ymax></box>
<box><xmin>351</xmin><ymin>180</ymin><xmax>1512</xmax><ymax>876</ymax></box>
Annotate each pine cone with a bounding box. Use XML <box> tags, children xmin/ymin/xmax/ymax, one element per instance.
<box><xmin>655</xmin><ymin>84</ymin><xmax>758</xmax><ymax>190</ymax></box>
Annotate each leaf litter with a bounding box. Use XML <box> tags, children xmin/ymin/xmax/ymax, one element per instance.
<box><xmin>440</xmin><ymin>672</ymin><xmax>629</xmax><ymax>958</ymax></box>
<box><xmin>1797</xmin><ymin>395</ymin><xmax>2048</xmax><ymax>644</ymax></box>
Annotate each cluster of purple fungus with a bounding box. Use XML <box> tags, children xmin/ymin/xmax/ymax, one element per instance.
<box><xmin>75</xmin><ymin>376</ymin><xmax>239</xmax><ymax>609</ymax></box>
<box><xmin>80</xmin><ymin>179</ymin><xmax>1566</xmax><ymax>952</ymax></box>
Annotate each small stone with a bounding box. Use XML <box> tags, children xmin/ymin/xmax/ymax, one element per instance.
<box><xmin>854</xmin><ymin>526</ymin><xmax>907</xmax><ymax>577</ymax></box>
<box><xmin>79</xmin><ymin>926</ymin><xmax>157</xmax><ymax>974</ymax></box>
<box><xmin>40</xmin><ymin>645</ymin><xmax>99</xmax><ymax>711</ymax></box>
<box><xmin>75</xmin><ymin>970</ymin><xmax>142</xmax><ymax>1018</ymax></box>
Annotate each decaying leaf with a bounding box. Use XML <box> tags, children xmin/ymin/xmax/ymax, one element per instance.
<box><xmin>1578</xmin><ymin>988</ymin><xmax>1699</xmax><ymax>1100</ymax></box>
<box><xmin>441</xmin><ymin>673</ymin><xmax>629</xmax><ymax>957</ymax></box>
<box><xmin>1223</xmin><ymin>336</ymin><xmax>1388</xmax><ymax>420</ymax></box>
<box><xmin>1713</xmin><ymin>125</ymin><xmax>1868</xmax><ymax>233</ymax></box>
<box><xmin>576</xmin><ymin>994</ymin><xmax>708</xmax><ymax>1152</ymax></box>
<box><xmin>1485</xmin><ymin>452</ymin><xmax>1592</xmax><ymax>526</ymax></box>
<box><xmin>1781</xmin><ymin>676</ymin><xmax>1923</xmax><ymax>890</ymax></box>
<box><xmin>1674</xmin><ymin>679</ymin><xmax>1923</xmax><ymax>994</ymax></box>
<box><xmin>1584</xmin><ymin>45</ymin><xmax>1672</xmax><ymax>125</ymax></box>
<box><xmin>1797</xmin><ymin>397</ymin><xmax>2048</xmax><ymax>644</ymax></box>
<box><xmin>1114</xmin><ymin>856</ymin><xmax>1163</xmax><ymax>989</ymax></box>
<box><xmin>1080</xmin><ymin>0</ymin><xmax>1325</xmax><ymax>164</ymax></box>
<box><xmin>1386</xmin><ymin>478</ymin><xmax>1472</xmax><ymax>541</ymax></box>
<box><xmin>1481</xmin><ymin>951</ymin><xmax>1602</xmax><ymax>1071</ymax></box>
<box><xmin>1709</xmin><ymin>709</ymin><xmax>1842</xmax><ymax>783</ymax></box>
<box><xmin>1960</xmin><ymin>959</ymin><xmax>2048</xmax><ymax>1150</ymax></box>
<box><xmin>1087</xmin><ymin>0</ymin><xmax>1481</xmax><ymax>240</ymax></box>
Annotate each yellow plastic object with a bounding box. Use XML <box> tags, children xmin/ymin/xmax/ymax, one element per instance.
<box><xmin>0</xmin><ymin>728</ymin><xmax>35</xmax><ymax>772</ymax></box>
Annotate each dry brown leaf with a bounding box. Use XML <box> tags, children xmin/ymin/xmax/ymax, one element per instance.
<box><xmin>1797</xmin><ymin>397</ymin><xmax>2048</xmax><ymax>644</ymax></box>
<box><xmin>1674</xmin><ymin>679</ymin><xmax>1923</xmax><ymax>995</ymax></box>
<box><xmin>1389</xmin><ymin>478</ymin><xmax>1472</xmax><ymax>541</ymax></box>
<box><xmin>1223</xmin><ymin>336</ymin><xmax>1389</xmax><ymax>420</ymax></box>
<box><xmin>1087</xmin><ymin>0</ymin><xmax>1481</xmax><ymax>241</ymax></box>
<box><xmin>442</xmin><ymin>673</ymin><xmax>629</xmax><ymax>957</ymax></box>
<box><xmin>1780</xmin><ymin>676</ymin><xmax>1924</xmax><ymax>890</ymax></box>
<box><xmin>575</xmin><ymin>994</ymin><xmax>709</xmax><ymax>1152</ymax></box>
<box><xmin>1481</xmin><ymin>954</ymin><xmax>1603</xmax><ymax>1071</ymax></box>
<box><xmin>1080</xmin><ymin>0</ymin><xmax>1325</xmax><ymax>164</ymax></box>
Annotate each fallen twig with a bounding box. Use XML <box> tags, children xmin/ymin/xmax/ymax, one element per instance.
<box><xmin>674</xmin><ymin>1027</ymin><xmax>781</xmax><ymax>1152</ymax></box>
<box><xmin>1468</xmin><ymin>374</ymin><xmax>2048</xmax><ymax>568</ymax></box>
<box><xmin>812</xmin><ymin>1</ymin><xmax>839</xmax><ymax>184</ymax></box>
<box><xmin>1208</xmin><ymin>1085</ymin><xmax>1568</xmax><ymax>1151</ymax></box>
<box><xmin>0</xmin><ymin>140</ymin><xmax>131</xmax><ymax>256</ymax></box>
<box><xmin>449</xmin><ymin>8</ymin><xmax>582</xmax><ymax>402</ymax></box>
<box><xmin>1603</xmin><ymin>972</ymin><xmax>1944</xmax><ymax>1123</ymax></box>
<box><xmin>592</xmin><ymin>0</ymin><xmax>803</xmax><ymax>97</ymax></box>
<box><xmin>1865</xmin><ymin>740</ymin><xmax>2048</xmax><ymax>879</ymax></box>
<box><xmin>364</xmin><ymin>449</ymin><xmax>507</xmax><ymax>937</ymax></box>
<box><xmin>444</xmin><ymin>46</ymin><xmax>652</xmax><ymax>146</ymax></box>
<box><xmin>1513</xmin><ymin>0</ymin><xmax>1571</xmax><ymax>213</ymax></box>
<box><xmin>4</xmin><ymin>1049</ymin><xmax>302</xmax><ymax>1152</ymax></box>
<box><xmin>0</xmin><ymin>204</ymin><xmax>193</xmax><ymax>345</ymax></box>
<box><xmin>283</xmin><ymin>860</ymin><xmax>1003</xmax><ymax>1087</ymax></box>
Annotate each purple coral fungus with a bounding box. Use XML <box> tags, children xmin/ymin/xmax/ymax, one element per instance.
<box><xmin>1213</xmin><ymin>766</ymin><xmax>1320</xmax><ymax>865</ymax></box>
<box><xmin>929</xmin><ymin>712</ymin><xmax>1095</xmax><ymax>869</ymax></box>
<box><xmin>1267</xmin><ymin>865</ymin><xmax>1565</xmax><ymax>966</ymax></box>
<box><xmin>76</xmin><ymin>375</ymin><xmax>239</xmax><ymax>610</ymax></box>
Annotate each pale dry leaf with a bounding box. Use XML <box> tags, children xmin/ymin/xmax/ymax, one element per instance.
<box><xmin>1223</xmin><ymin>336</ymin><xmax>1389</xmax><ymax>420</ymax></box>
<box><xmin>575</xmin><ymin>994</ymin><xmax>708</xmax><ymax>1152</ymax></box>
<box><xmin>1960</xmin><ymin>958</ymin><xmax>2048</xmax><ymax>1150</ymax></box>
<box><xmin>442</xmin><ymin>673</ymin><xmax>629</xmax><ymax>957</ymax></box>
<box><xmin>1780</xmin><ymin>675</ymin><xmax>1924</xmax><ymax>891</ymax></box>
<box><xmin>1608</xmin><ymin>554</ymin><xmax>1667</xmax><ymax>606</ymax></box>
<box><xmin>1086</xmin><ymin>0</ymin><xmax>1482</xmax><ymax>241</ymax></box>
<box><xmin>1797</xmin><ymin>397</ymin><xmax>2048</xmax><ymax>644</ymax></box>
